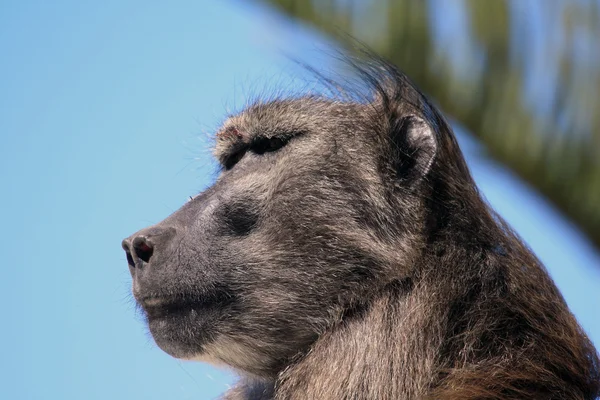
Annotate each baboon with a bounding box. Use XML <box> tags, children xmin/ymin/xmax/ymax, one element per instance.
<box><xmin>122</xmin><ymin>57</ymin><xmax>600</xmax><ymax>399</ymax></box>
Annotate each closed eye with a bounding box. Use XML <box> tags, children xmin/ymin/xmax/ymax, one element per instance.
<box><xmin>250</xmin><ymin>136</ymin><xmax>288</xmax><ymax>155</ymax></box>
<box><xmin>223</xmin><ymin>136</ymin><xmax>291</xmax><ymax>170</ymax></box>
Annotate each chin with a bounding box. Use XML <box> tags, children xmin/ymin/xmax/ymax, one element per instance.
<box><xmin>143</xmin><ymin>301</ymin><xmax>223</xmax><ymax>360</ymax></box>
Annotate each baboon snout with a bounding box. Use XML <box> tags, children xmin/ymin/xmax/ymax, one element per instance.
<box><xmin>122</xmin><ymin>226</ymin><xmax>177</xmax><ymax>272</ymax></box>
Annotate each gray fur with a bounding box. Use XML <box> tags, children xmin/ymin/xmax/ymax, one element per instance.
<box><xmin>123</xmin><ymin>58</ymin><xmax>600</xmax><ymax>399</ymax></box>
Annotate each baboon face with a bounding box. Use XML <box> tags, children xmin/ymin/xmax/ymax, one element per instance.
<box><xmin>122</xmin><ymin>96</ymin><xmax>433</xmax><ymax>376</ymax></box>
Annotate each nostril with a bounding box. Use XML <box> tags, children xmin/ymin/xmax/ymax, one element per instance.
<box><xmin>132</xmin><ymin>236</ymin><xmax>154</xmax><ymax>263</ymax></box>
<box><xmin>125</xmin><ymin>251</ymin><xmax>135</xmax><ymax>267</ymax></box>
<box><xmin>122</xmin><ymin>240</ymin><xmax>135</xmax><ymax>267</ymax></box>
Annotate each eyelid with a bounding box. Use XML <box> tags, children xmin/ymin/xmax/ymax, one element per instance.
<box><xmin>250</xmin><ymin>135</ymin><xmax>289</xmax><ymax>154</ymax></box>
<box><xmin>221</xmin><ymin>133</ymin><xmax>299</xmax><ymax>170</ymax></box>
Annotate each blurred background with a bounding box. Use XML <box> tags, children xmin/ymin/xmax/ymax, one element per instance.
<box><xmin>0</xmin><ymin>0</ymin><xmax>598</xmax><ymax>399</ymax></box>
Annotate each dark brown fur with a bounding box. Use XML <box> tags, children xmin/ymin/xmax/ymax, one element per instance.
<box><xmin>123</xmin><ymin>57</ymin><xmax>600</xmax><ymax>399</ymax></box>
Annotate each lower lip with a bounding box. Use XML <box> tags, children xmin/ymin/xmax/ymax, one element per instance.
<box><xmin>140</xmin><ymin>294</ymin><xmax>229</xmax><ymax>319</ymax></box>
<box><xmin>143</xmin><ymin>301</ymin><xmax>199</xmax><ymax>319</ymax></box>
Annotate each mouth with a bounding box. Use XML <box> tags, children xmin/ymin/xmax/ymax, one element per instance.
<box><xmin>134</xmin><ymin>290</ymin><xmax>235</xmax><ymax>359</ymax></box>
<box><xmin>136</xmin><ymin>292</ymin><xmax>232</xmax><ymax>320</ymax></box>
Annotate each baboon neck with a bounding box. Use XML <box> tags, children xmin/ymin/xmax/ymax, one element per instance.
<box><xmin>272</xmin><ymin>284</ymin><xmax>443</xmax><ymax>399</ymax></box>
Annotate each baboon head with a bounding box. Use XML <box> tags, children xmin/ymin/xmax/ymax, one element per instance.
<box><xmin>122</xmin><ymin>61</ymin><xmax>470</xmax><ymax>378</ymax></box>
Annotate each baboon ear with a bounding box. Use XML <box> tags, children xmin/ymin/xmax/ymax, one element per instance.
<box><xmin>391</xmin><ymin>115</ymin><xmax>437</xmax><ymax>184</ymax></box>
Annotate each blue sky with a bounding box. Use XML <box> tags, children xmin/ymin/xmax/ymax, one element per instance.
<box><xmin>1</xmin><ymin>1</ymin><xmax>598</xmax><ymax>399</ymax></box>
